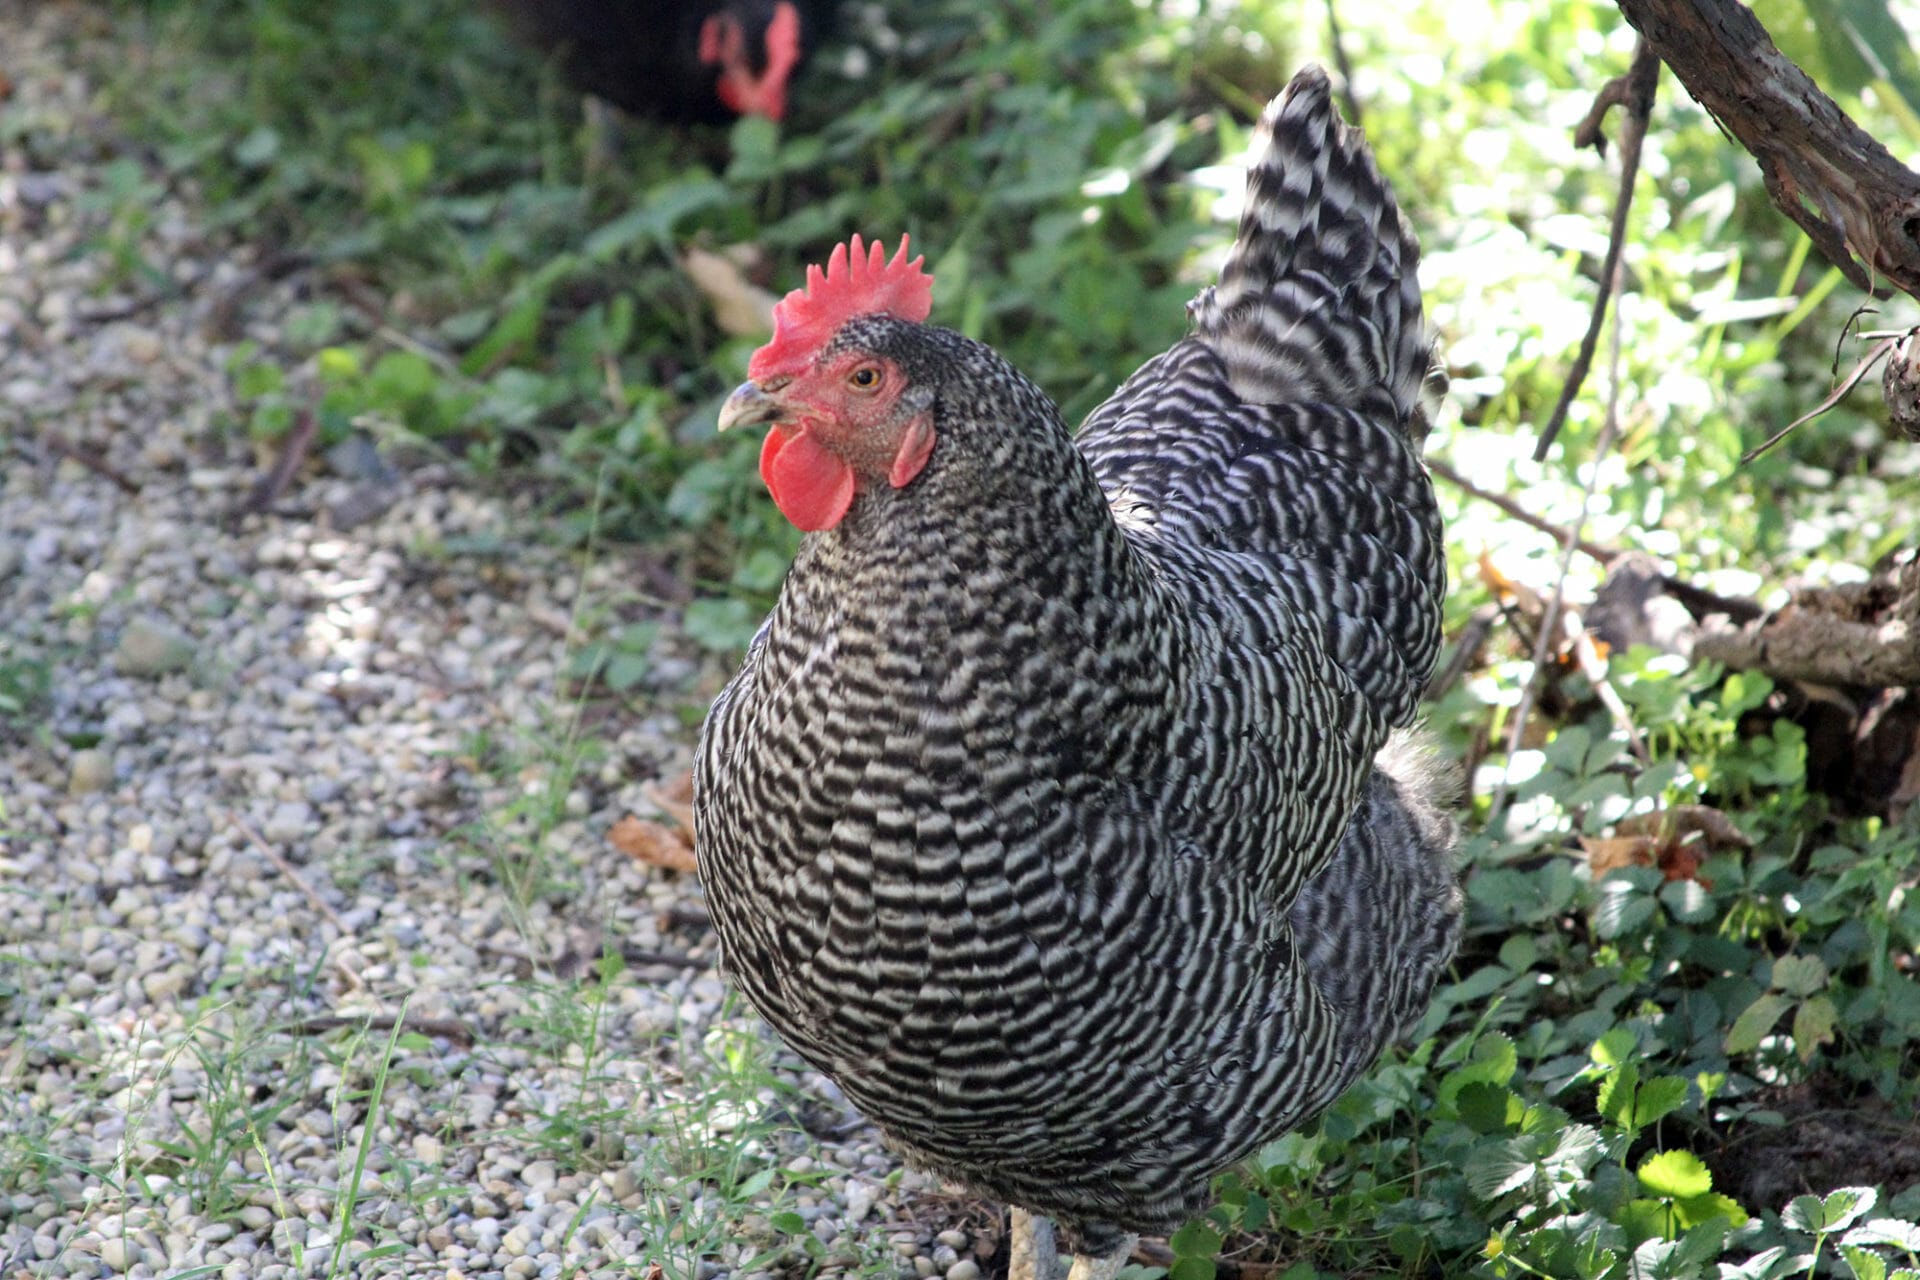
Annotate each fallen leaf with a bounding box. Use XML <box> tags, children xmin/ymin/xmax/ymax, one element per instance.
<box><xmin>684</xmin><ymin>246</ymin><xmax>776</xmax><ymax>338</ymax></box>
<box><xmin>643</xmin><ymin>770</ymin><xmax>696</xmax><ymax>836</ymax></box>
<box><xmin>1581</xmin><ymin>834</ymin><xmax>1660</xmax><ymax>877</ymax></box>
<box><xmin>610</xmin><ymin>814</ymin><xmax>696</xmax><ymax>873</ymax></box>
<box><xmin>1656</xmin><ymin>841</ymin><xmax>1707</xmax><ymax>885</ymax></box>
<box><xmin>1615</xmin><ymin>804</ymin><xmax>1752</xmax><ymax>850</ymax></box>
<box><xmin>1477</xmin><ymin>549</ymin><xmax>1546</xmax><ymax>616</ymax></box>
<box><xmin>1583</xmin><ymin>804</ymin><xmax>1739</xmax><ymax>886</ymax></box>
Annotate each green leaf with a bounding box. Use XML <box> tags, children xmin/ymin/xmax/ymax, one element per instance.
<box><xmin>1456</xmin><ymin>1082</ymin><xmax>1517</xmax><ymax>1135</ymax></box>
<box><xmin>1497</xmin><ymin>934</ymin><xmax>1539</xmax><ymax>971</ymax></box>
<box><xmin>1674</xmin><ymin>1218</ymin><xmax>1734</xmax><ymax>1267</ymax></box>
<box><xmin>603</xmin><ymin>652</ymin><xmax>651</xmax><ymax>692</ymax></box>
<box><xmin>1786</xmin><ymin>1188</ymin><xmax>1878</xmax><ymax>1234</ymax></box>
<box><xmin>665</xmin><ymin>459</ymin><xmax>738</xmax><ymax>526</ymax></box>
<box><xmin>1594</xmin><ymin>878</ymin><xmax>1658</xmax><ymax>940</ymax></box>
<box><xmin>1792</xmin><ymin>995</ymin><xmax>1839</xmax><ymax>1061</ymax></box>
<box><xmin>1727</xmin><ymin>992</ymin><xmax>1795</xmax><ymax>1054</ymax></box>
<box><xmin>1598</xmin><ymin>1058</ymin><xmax>1641</xmax><ymax>1129</ymax></box>
<box><xmin>1676</xmin><ymin>1192</ymin><xmax>1749</xmax><ymax>1230</ymax></box>
<box><xmin>1591</xmin><ymin>1026</ymin><xmax>1638</xmax><ymax>1068</ymax></box>
<box><xmin>1845</xmin><ymin>1220</ymin><xmax>1920</xmax><ymax>1253</ymax></box>
<box><xmin>1168</xmin><ymin>1221</ymin><xmax>1224</xmax><ymax>1256</ymax></box>
<box><xmin>584</xmin><ymin>177</ymin><xmax>729</xmax><ymax>259</ymax></box>
<box><xmin>1772</xmin><ymin>954</ymin><xmax>1830</xmax><ymax>997</ymax></box>
<box><xmin>1170</xmin><ymin>1259</ymin><xmax>1218</xmax><ymax>1280</ymax></box>
<box><xmin>233</xmin><ymin>124</ymin><xmax>281</xmax><ymax>168</ymax></box>
<box><xmin>365</xmin><ymin>350</ymin><xmax>437</xmax><ymax>410</ymax></box>
<box><xmin>1843</xmin><ymin>1245</ymin><xmax>1889</xmax><ymax>1280</ymax></box>
<box><xmin>1463</xmin><ymin>1139</ymin><xmax>1537</xmax><ymax>1199</ymax></box>
<box><xmin>1633</xmin><ymin>1075</ymin><xmax>1691</xmax><ymax>1130</ymax></box>
<box><xmin>1618</xmin><ymin>1197</ymin><xmax>1674</xmax><ymax>1246</ymax></box>
<box><xmin>461</xmin><ymin>285</ymin><xmax>550</xmax><ymax>376</ymax></box>
<box><xmin>1439</xmin><ymin>1033</ymin><xmax>1518</xmax><ymax>1110</ymax></box>
<box><xmin>769</xmin><ymin>1210</ymin><xmax>806</xmax><ymax>1234</ymax></box>
<box><xmin>1824</xmin><ymin>1189</ymin><xmax>1879</xmax><ymax>1233</ymax></box>
<box><xmin>1638</xmin><ymin>1149</ymin><xmax>1714</xmax><ymax>1200</ymax></box>
<box><xmin>682</xmin><ymin>598</ymin><xmax>762</xmax><ymax>654</ymax></box>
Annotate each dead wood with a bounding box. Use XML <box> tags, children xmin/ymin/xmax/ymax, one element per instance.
<box><xmin>1693</xmin><ymin>553</ymin><xmax>1920</xmax><ymax>687</ymax></box>
<box><xmin>1614</xmin><ymin>0</ymin><xmax>1920</xmax><ymax>300</ymax></box>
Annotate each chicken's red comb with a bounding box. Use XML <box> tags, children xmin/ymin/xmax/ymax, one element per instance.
<box><xmin>748</xmin><ymin>235</ymin><xmax>932</xmax><ymax>381</ymax></box>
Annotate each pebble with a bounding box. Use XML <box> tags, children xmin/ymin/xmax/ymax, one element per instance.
<box><xmin>261</xmin><ymin>801</ymin><xmax>313</xmax><ymax>844</ymax></box>
<box><xmin>115</xmin><ymin>618</ymin><xmax>195</xmax><ymax>677</ymax></box>
<box><xmin>68</xmin><ymin>749</ymin><xmax>114</xmax><ymax>794</ymax></box>
<box><xmin>99</xmin><ymin>1238</ymin><xmax>139</xmax><ymax>1270</ymax></box>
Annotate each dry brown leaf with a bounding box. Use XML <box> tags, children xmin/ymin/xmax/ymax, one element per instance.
<box><xmin>1477</xmin><ymin>549</ymin><xmax>1546</xmax><ymax>616</ymax></box>
<box><xmin>643</xmin><ymin>770</ymin><xmax>695</xmax><ymax>836</ymax></box>
<box><xmin>683</xmin><ymin>246</ymin><xmax>777</xmax><ymax>338</ymax></box>
<box><xmin>1658</xmin><ymin>842</ymin><xmax>1708</xmax><ymax>885</ymax></box>
<box><xmin>1583</xmin><ymin>804</ymin><xmax>1739</xmax><ymax>886</ymax></box>
<box><xmin>1581</xmin><ymin>834</ymin><xmax>1660</xmax><ymax>877</ymax></box>
<box><xmin>610</xmin><ymin>814</ymin><xmax>696</xmax><ymax>873</ymax></box>
<box><xmin>1615</xmin><ymin>804</ymin><xmax>1753</xmax><ymax>850</ymax></box>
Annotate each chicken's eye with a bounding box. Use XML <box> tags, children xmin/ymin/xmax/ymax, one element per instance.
<box><xmin>849</xmin><ymin>366</ymin><xmax>882</xmax><ymax>390</ymax></box>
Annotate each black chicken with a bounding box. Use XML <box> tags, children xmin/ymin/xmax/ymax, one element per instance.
<box><xmin>489</xmin><ymin>0</ymin><xmax>828</xmax><ymax>123</ymax></box>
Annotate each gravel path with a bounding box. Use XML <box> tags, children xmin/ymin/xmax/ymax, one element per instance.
<box><xmin>0</xmin><ymin>7</ymin><xmax>983</xmax><ymax>1277</ymax></box>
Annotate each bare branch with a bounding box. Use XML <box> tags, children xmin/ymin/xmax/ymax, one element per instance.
<box><xmin>1741</xmin><ymin>332</ymin><xmax>1902</xmax><ymax>463</ymax></box>
<box><xmin>1534</xmin><ymin>39</ymin><xmax>1661</xmax><ymax>462</ymax></box>
<box><xmin>1324</xmin><ymin>0</ymin><xmax>1365</xmax><ymax>130</ymax></box>
<box><xmin>1615</xmin><ymin>0</ymin><xmax>1920</xmax><ymax>299</ymax></box>
<box><xmin>1426</xmin><ymin>456</ymin><xmax>1766</xmax><ymax>623</ymax></box>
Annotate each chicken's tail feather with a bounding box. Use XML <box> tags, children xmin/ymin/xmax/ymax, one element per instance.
<box><xmin>1190</xmin><ymin>65</ymin><xmax>1442</xmax><ymax>439</ymax></box>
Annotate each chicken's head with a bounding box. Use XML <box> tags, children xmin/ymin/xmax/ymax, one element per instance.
<box><xmin>697</xmin><ymin>1</ymin><xmax>803</xmax><ymax>122</ymax></box>
<box><xmin>718</xmin><ymin>235</ymin><xmax>937</xmax><ymax>531</ymax></box>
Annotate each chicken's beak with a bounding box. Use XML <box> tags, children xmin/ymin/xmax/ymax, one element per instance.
<box><xmin>718</xmin><ymin>381</ymin><xmax>784</xmax><ymax>432</ymax></box>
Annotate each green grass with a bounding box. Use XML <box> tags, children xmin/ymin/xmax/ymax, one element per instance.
<box><xmin>18</xmin><ymin>0</ymin><xmax>1919</xmax><ymax>1274</ymax></box>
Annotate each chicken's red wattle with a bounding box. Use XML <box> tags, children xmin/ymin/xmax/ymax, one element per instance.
<box><xmin>760</xmin><ymin>424</ymin><xmax>855</xmax><ymax>531</ymax></box>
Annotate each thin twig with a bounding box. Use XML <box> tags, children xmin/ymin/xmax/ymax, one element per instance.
<box><xmin>1491</xmin><ymin>217</ymin><xmax>1634</xmax><ymax>825</ymax></box>
<box><xmin>231</xmin><ymin>407</ymin><xmax>319</xmax><ymax>519</ymax></box>
<box><xmin>1740</xmin><ymin>332</ymin><xmax>1901</xmax><ymax>463</ymax></box>
<box><xmin>231</xmin><ymin>814</ymin><xmax>347</xmax><ymax>934</ymax></box>
<box><xmin>1426</xmin><ymin>603</ymin><xmax>1501</xmax><ymax>702</ymax></box>
<box><xmin>40</xmin><ymin>432</ymin><xmax>142</xmax><ymax>494</ymax></box>
<box><xmin>1569</xmin><ymin>612</ymin><xmax>1651</xmax><ymax>762</ymax></box>
<box><xmin>1534</xmin><ymin>40</ymin><xmax>1660</xmax><ymax>461</ymax></box>
<box><xmin>291</xmin><ymin>1013</ymin><xmax>476</xmax><ymax>1047</ymax></box>
<box><xmin>1427</xmin><ymin>457</ymin><xmax>1765</xmax><ymax>623</ymax></box>
<box><xmin>1428</xmin><ymin>458</ymin><xmax>1621</xmax><ymax>562</ymax></box>
<box><xmin>1324</xmin><ymin>0</ymin><xmax>1364</xmax><ymax>129</ymax></box>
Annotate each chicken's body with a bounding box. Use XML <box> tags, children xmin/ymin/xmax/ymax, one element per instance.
<box><xmin>695</xmin><ymin>67</ymin><xmax>1462</xmax><ymax>1265</ymax></box>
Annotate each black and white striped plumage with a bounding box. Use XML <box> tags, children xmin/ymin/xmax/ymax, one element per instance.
<box><xmin>694</xmin><ymin>66</ymin><xmax>1462</xmax><ymax>1257</ymax></box>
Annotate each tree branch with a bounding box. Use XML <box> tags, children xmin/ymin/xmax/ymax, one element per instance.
<box><xmin>1614</xmin><ymin>0</ymin><xmax>1920</xmax><ymax>299</ymax></box>
<box><xmin>1534</xmin><ymin>39</ymin><xmax>1660</xmax><ymax>462</ymax></box>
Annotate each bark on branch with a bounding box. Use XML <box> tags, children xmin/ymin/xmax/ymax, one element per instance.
<box><xmin>1613</xmin><ymin>0</ymin><xmax>1920</xmax><ymax>299</ymax></box>
<box><xmin>1693</xmin><ymin>556</ymin><xmax>1920</xmax><ymax>687</ymax></box>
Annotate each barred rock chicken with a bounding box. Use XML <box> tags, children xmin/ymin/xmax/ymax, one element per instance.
<box><xmin>694</xmin><ymin>66</ymin><xmax>1463</xmax><ymax>1279</ymax></box>
<box><xmin>489</xmin><ymin>0</ymin><xmax>824</xmax><ymax>123</ymax></box>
